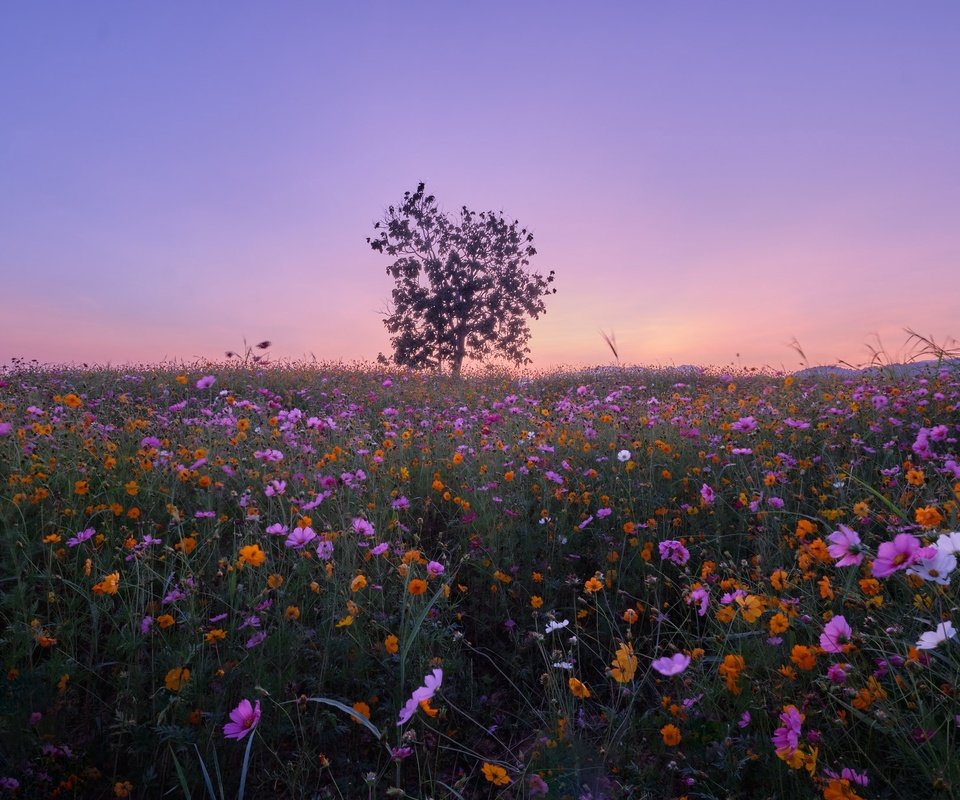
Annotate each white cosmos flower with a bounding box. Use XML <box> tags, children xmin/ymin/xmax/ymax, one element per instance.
<box><xmin>544</xmin><ymin>619</ymin><xmax>569</xmax><ymax>634</ymax></box>
<box><xmin>916</xmin><ymin>621</ymin><xmax>957</xmax><ymax>650</ymax></box>
<box><xmin>552</xmin><ymin>661</ymin><xmax>573</xmax><ymax>670</ymax></box>
<box><xmin>935</xmin><ymin>531</ymin><xmax>960</xmax><ymax>555</ymax></box>
<box><xmin>617</xmin><ymin>449</ymin><xmax>632</xmax><ymax>462</ymax></box>
<box><xmin>907</xmin><ymin>547</ymin><xmax>957</xmax><ymax>586</ymax></box>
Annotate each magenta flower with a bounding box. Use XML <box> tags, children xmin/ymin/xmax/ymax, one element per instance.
<box><xmin>66</xmin><ymin>527</ymin><xmax>96</xmax><ymax>548</ymax></box>
<box><xmin>284</xmin><ymin>526</ymin><xmax>317</xmax><ymax>549</ymax></box>
<box><xmin>0</xmin><ymin>422</ymin><xmax>12</xmax><ymax>436</ymax></box>
<box><xmin>651</xmin><ymin>653</ymin><xmax>691</xmax><ymax>676</ymax></box>
<box><xmin>223</xmin><ymin>698</ymin><xmax>261</xmax><ymax>740</ymax></box>
<box><xmin>700</xmin><ymin>483</ymin><xmax>715</xmax><ymax>504</ymax></box>
<box><xmin>820</xmin><ymin>615</ymin><xmax>853</xmax><ymax>653</ymax></box>
<box><xmin>686</xmin><ymin>587</ymin><xmax>709</xmax><ymax>616</ymax></box>
<box><xmin>827</xmin><ymin>525</ymin><xmax>864</xmax><ymax>567</ymax></box>
<box><xmin>771</xmin><ymin>705</ymin><xmax>803</xmax><ymax>758</ymax></box>
<box><xmin>872</xmin><ymin>534</ymin><xmax>936</xmax><ymax>578</ymax></box>
<box><xmin>195</xmin><ymin>375</ymin><xmax>216</xmax><ymax>390</ymax></box>
<box><xmin>658</xmin><ymin>540</ymin><xmax>690</xmax><ymax>566</ymax></box>
<box><xmin>397</xmin><ymin>668</ymin><xmax>443</xmax><ymax>726</ymax></box>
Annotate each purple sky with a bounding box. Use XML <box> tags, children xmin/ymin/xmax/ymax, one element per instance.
<box><xmin>3</xmin><ymin>2</ymin><xmax>958</xmax><ymax>371</ymax></box>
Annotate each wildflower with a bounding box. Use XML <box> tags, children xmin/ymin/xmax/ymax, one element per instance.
<box><xmin>718</xmin><ymin>654</ymin><xmax>745</xmax><ymax>694</ymax></box>
<box><xmin>568</xmin><ymin>677</ymin><xmax>590</xmax><ymax>698</ymax></box>
<box><xmin>408</xmin><ymin>578</ymin><xmax>428</xmax><ymax>596</ymax></box>
<box><xmin>915</xmin><ymin>505</ymin><xmax>944</xmax><ymax>529</ymax></box>
<box><xmin>195</xmin><ymin>375</ymin><xmax>216</xmax><ymax>389</ymax></box>
<box><xmin>936</xmin><ymin>531</ymin><xmax>960</xmax><ymax>554</ymax></box>
<box><xmin>113</xmin><ymin>781</ymin><xmax>134</xmax><ymax>797</ymax></box>
<box><xmin>659</xmin><ymin>540</ymin><xmax>690</xmax><ymax>566</ymax></box>
<box><xmin>544</xmin><ymin>618</ymin><xmax>569</xmax><ymax>634</ymax></box>
<box><xmin>916</xmin><ymin>620</ymin><xmax>956</xmax><ymax>650</ymax></box>
<box><xmin>164</xmin><ymin>667</ymin><xmax>190</xmax><ymax>693</ymax></box>
<box><xmin>700</xmin><ymin>483</ymin><xmax>715</xmax><ymax>504</ymax></box>
<box><xmin>284</xmin><ymin>605</ymin><xmax>300</xmax><ymax>621</ymax></box>
<box><xmin>223</xmin><ymin>699</ymin><xmax>261</xmax><ymax>740</ymax></box>
<box><xmin>827</xmin><ymin>663</ymin><xmax>851</xmax><ymax>684</ymax></box>
<box><xmin>686</xmin><ymin>586</ymin><xmax>709</xmax><ymax>616</ymax></box>
<box><xmin>238</xmin><ymin>544</ymin><xmax>266</xmax><ymax>567</ymax></box>
<box><xmin>660</xmin><ymin>723</ymin><xmax>681</xmax><ymax>746</ymax></box>
<box><xmin>352</xmin><ymin>518</ymin><xmax>375</xmax><ymax>537</ymax></box>
<box><xmin>92</xmin><ymin>572</ymin><xmax>120</xmax><ymax>595</ymax></box>
<box><xmin>772</xmin><ymin>705</ymin><xmax>804</xmax><ymax>759</ymax></box>
<box><xmin>530</xmin><ymin>595</ymin><xmax>543</xmax><ymax>608</ymax></box>
<box><xmin>872</xmin><ymin>534</ymin><xmax>935</xmax><ymax>578</ymax></box>
<box><xmin>827</xmin><ymin>526</ymin><xmax>864</xmax><ymax>567</ymax></box>
<box><xmin>482</xmin><ymin>763</ymin><xmax>511</xmax><ymax>786</ymax></box>
<box><xmin>285</xmin><ymin>527</ymin><xmax>317</xmax><ymax>549</ymax></box>
<box><xmin>584</xmin><ymin>576</ymin><xmax>603</xmax><ymax>593</ymax></box>
<box><xmin>351</xmin><ymin>574</ymin><xmax>368</xmax><ymax>592</ymax></box>
<box><xmin>384</xmin><ymin>634</ymin><xmax>399</xmax><ymax>654</ymax></box>
<box><xmin>617</xmin><ymin>449</ymin><xmax>631</xmax><ymax>462</ymax></box>
<box><xmin>907</xmin><ymin>546</ymin><xmax>957</xmax><ymax>585</ymax></box>
<box><xmin>205</xmin><ymin>628</ymin><xmax>227</xmax><ymax>644</ymax></box>
<box><xmin>651</xmin><ymin>653</ymin><xmax>691</xmax><ymax>676</ymax></box>
<box><xmin>397</xmin><ymin>668</ymin><xmax>443</xmax><ymax>726</ymax></box>
<box><xmin>527</xmin><ymin>774</ymin><xmax>549</xmax><ymax>796</ymax></box>
<box><xmin>820</xmin><ymin>615</ymin><xmax>853</xmax><ymax>653</ymax></box>
<box><xmin>769</xmin><ymin>613</ymin><xmax>790</xmax><ymax>635</ymax></box>
<box><xmin>736</xmin><ymin>594</ymin><xmax>763</xmax><ymax>623</ymax></box>
<box><xmin>823</xmin><ymin>779</ymin><xmax>865</xmax><ymax>800</ymax></box>
<box><xmin>66</xmin><ymin>527</ymin><xmax>96</xmax><ymax>548</ymax></box>
<box><xmin>610</xmin><ymin>642</ymin><xmax>638</xmax><ymax>682</ymax></box>
<box><xmin>623</xmin><ymin>608</ymin><xmax>638</xmax><ymax>624</ymax></box>
<box><xmin>352</xmin><ymin>701</ymin><xmax>371</xmax><ymax>721</ymax></box>
<box><xmin>791</xmin><ymin>645</ymin><xmax>817</xmax><ymax>671</ymax></box>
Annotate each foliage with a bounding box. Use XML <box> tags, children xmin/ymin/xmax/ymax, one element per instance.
<box><xmin>0</xmin><ymin>360</ymin><xmax>958</xmax><ymax>798</ymax></box>
<box><xmin>369</xmin><ymin>183</ymin><xmax>556</xmax><ymax>375</ymax></box>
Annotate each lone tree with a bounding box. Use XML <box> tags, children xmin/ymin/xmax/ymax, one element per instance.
<box><xmin>369</xmin><ymin>183</ymin><xmax>556</xmax><ymax>375</ymax></box>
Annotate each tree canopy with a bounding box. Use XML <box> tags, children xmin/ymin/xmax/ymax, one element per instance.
<box><xmin>369</xmin><ymin>183</ymin><xmax>556</xmax><ymax>375</ymax></box>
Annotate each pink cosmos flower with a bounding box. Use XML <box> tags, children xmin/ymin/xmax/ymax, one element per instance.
<box><xmin>916</xmin><ymin>620</ymin><xmax>956</xmax><ymax>650</ymax></box>
<box><xmin>827</xmin><ymin>525</ymin><xmax>864</xmax><ymax>567</ymax></box>
<box><xmin>651</xmin><ymin>653</ymin><xmax>691</xmax><ymax>676</ymax></box>
<box><xmin>0</xmin><ymin>422</ymin><xmax>12</xmax><ymax>436</ymax></box>
<box><xmin>700</xmin><ymin>483</ymin><xmax>715</xmax><ymax>504</ymax></box>
<box><xmin>67</xmin><ymin>527</ymin><xmax>96</xmax><ymax>548</ymax></box>
<box><xmin>397</xmin><ymin>668</ymin><xmax>443</xmax><ymax>726</ymax></box>
<box><xmin>352</xmin><ymin>518</ymin><xmax>375</xmax><ymax>537</ymax></box>
<box><xmin>285</xmin><ymin>526</ymin><xmax>317</xmax><ymax>549</ymax></box>
<box><xmin>223</xmin><ymin>699</ymin><xmax>261</xmax><ymax>740</ymax></box>
<box><xmin>659</xmin><ymin>540</ymin><xmax>690</xmax><ymax>566</ymax></box>
<box><xmin>195</xmin><ymin>375</ymin><xmax>216</xmax><ymax>390</ymax></box>
<box><xmin>771</xmin><ymin>705</ymin><xmax>803</xmax><ymax>758</ymax></box>
<box><xmin>820</xmin><ymin>615</ymin><xmax>853</xmax><ymax>653</ymax></box>
<box><xmin>686</xmin><ymin>587</ymin><xmax>709</xmax><ymax>616</ymax></box>
<box><xmin>872</xmin><ymin>534</ymin><xmax>936</xmax><ymax>578</ymax></box>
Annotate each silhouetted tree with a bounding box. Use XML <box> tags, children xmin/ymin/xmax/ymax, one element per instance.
<box><xmin>369</xmin><ymin>183</ymin><xmax>556</xmax><ymax>375</ymax></box>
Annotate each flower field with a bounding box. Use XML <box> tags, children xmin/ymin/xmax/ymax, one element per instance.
<box><xmin>0</xmin><ymin>362</ymin><xmax>957</xmax><ymax>799</ymax></box>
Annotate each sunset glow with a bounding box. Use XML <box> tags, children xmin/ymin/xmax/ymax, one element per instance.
<box><xmin>2</xmin><ymin>3</ymin><xmax>957</xmax><ymax>371</ymax></box>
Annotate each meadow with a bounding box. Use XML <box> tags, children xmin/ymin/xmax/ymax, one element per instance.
<box><xmin>0</xmin><ymin>361</ymin><xmax>957</xmax><ymax>799</ymax></box>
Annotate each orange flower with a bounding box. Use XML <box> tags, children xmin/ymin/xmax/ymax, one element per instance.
<box><xmin>622</xmin><ymin>608</ymin><xmax>638</xmax><ymax>624</ymax></box>
<box><xmin>92</xmin><ymin>572</ymin><xmax>120</xmax><ymax>595</ymax></box>
<box><xmin>284</xmin><ymin>605</ymin><xmax>300</xmax><ymax>621</ymax></box>
<box><xmin>63</xmin><ymin>393</ymin><xmax>83</xmax><ymax>409</ymax></box>
<box><xmin>481</xmin><ymin>763</ymin><xmax>510</xmax><ymax>786</ymax></box>
<box><xmin>823</xmin><ymin>779</ymin><xmax>865</xmax><ymax>800</ymax></box>
<box><xmin>156</xmin><ymin>614</ymin><xmax>176</xmax><ymax>629</ymax></box>
<box><xmin>584</xmin><ymin>576</ymin><xmax>603</xmax><ymax>594</ymax></box>
<box><xmin>660</xmin><ymin>723</ymin><xmax>681</xmax><ymax>746</ymax></box>
<box><xmin>408</xmin><ymin>578</ymin><xmax>428</xmax><ymax>596</ymax></box>
<box><xmin>568</xmin><ymin>677</ymin><xmax>590</xmax><ymax>699</ymax></box>
<box><xmin>905</xmin><ymin>468</ymin><xmax>925</xmax><ymax>486</ymax></box>
<box><xmin>352</xmin><ymin>701</ymin><xmax>371</xmax><ymax>722</ymax></box>
<box><xmin>384</xmin><ymin>634</ymin><xmax>399</xmax><ymax>654</ymax></box>
<box><xmin>790</xmin><ymin>645</ymin><xmax>817</xmax><ymax>671</ymax></box>
<box><xmin>736</xmin><ymin>594</ymin><xmax>763</xmax><ymax>623</ymax></box>
<box><xmin>610</xmin><ymin>642</ymin><xmax>637</xmax><ymax>683</ymax></box>
<box><xmin>351</xmin><ymin>574</ymin><xmax>368</xmax><ymax>592</ymax></box>
<box><xmin>267</xmin><ymin>573</ymin><xmax>284</xmax><ymax>589</ymax></box>
<box><xmin>164</xmin><ymin>666</ymin><xmax>190</xmax><ymax>693</ymax></box>
<box><xmin>113</xmin><ymin>780</ymin><xmax>134</xmax><ymax>798</ymax></box>
<box><xmin>769</xmin><ymin>613</ymin><xmax>789</xmax><ymax>635</ymax></box>
<box><xmin>718</xmin><ymin>654</ymin><xmax>745</xmax><ymax>695</ymax></box>
<box><xmin>915</xmin><ymin>506</ymin><xmax>944</xmax><ymax>529</ymax></box>
<box><xmin>530</xmin><ymin>595</ymin><xmax>543</xmax><ymax>608</ymax></box>
<box><xmin>238</xmin><ymin>544</ymin><xmax>266</xmax><ymax>567</ymax></box>
<box><xmin>204</xmin><ymin>628</ymin><xmax>226</xmax><ymax>644</ymax></box>
<box><xmin>74</xmin><ymin>480</ymin><xmax>89</xmax><ymax>495</ymax></box>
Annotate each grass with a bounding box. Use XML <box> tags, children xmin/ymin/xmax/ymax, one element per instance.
<box><xmin>0</xmin><ymin>359</ymin><xmax>957</xmax><ymax>799</ymax></box>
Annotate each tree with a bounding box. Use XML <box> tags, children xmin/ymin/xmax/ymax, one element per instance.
<box><xmin>368</xmin><ymin>183</ymin><xmax>556</xmax><ymax>376</ymax></box>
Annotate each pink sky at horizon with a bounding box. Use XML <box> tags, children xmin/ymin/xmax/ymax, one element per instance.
<box><xmin>2</xmin><ymin>3</ymin><xmax>958</xmax><ymax>373</ymax></box>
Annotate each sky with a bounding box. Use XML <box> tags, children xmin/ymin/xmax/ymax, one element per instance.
<box><xmin>2</xmin><ymin>2</ymin><xmax>958</xmax><ymax>372</ymax></box>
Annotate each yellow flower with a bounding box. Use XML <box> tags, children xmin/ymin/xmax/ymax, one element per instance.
<box><xmin>238</xmin><ymin>544</ymin><xmax>266</xmax><ymax>567</ymax></box>
<box><xmin>336</xmin><ymin>615</ymin><xmax>354</xmax><ymax>628</ymax></box>
<box><xmin>568</xmin><ymin>677</ymin><xmax>590</xmax><ymax>699</ymax></box>
<box><xmin>660</xmin><ymin>723</ymin><xmax>681</xmax><ymax>746</ymax></box>
<box><xmin>164</xmin><ymin>666</ymin><xmax>190</xmax><ymax>693</ymax></box>
<box><xmin>92</xmin><ymin>572</ymin><xmax>120</xmax><ymax>595</ymax></box>
<box><xmin>610</xmin><ymin>642</ymin><xmax>637</xmax><ymax>683</ymax></box>
<box><xmin>481</xmin><ymin>763</ymin><xmax>510</xmax><ymax>786</ymax></box>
